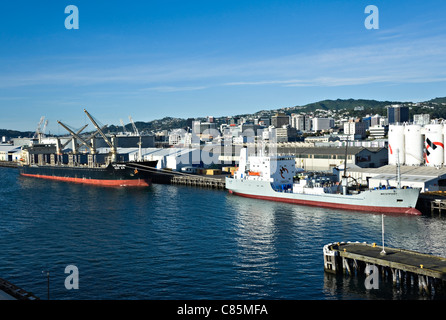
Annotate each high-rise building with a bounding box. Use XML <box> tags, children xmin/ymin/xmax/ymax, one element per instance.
<box><xmin>290</xmin><ymin>114</ymin><xmax>312</xmax><ymax>132</ymax></box>
<box><xmin>344</xmin><ymin>119</ymin><xmax>367</xmax><ymax>138</ymax></box>
<box><xmin>271</xmin><ymin>113</ymin><xmax>290</xmax><ymax>128</ymax></box>
<box><xmin>370</xmin><ymin>114</ymin><xmax>381</xmax><ymax>127</ymax></box>
<box><xmin>387</xmin><ymin>105</ymin><xmax>409</xmax><ymax>124</ymax></box>
<box><xmin>312</xmin><ymin>118</ymin><xmax>334</xmax><ymax>131</ymax></box>
<box><xmin>413</xmin><ymin>114</ymin><xmax>430</xmax><ymax>125</ymax></box>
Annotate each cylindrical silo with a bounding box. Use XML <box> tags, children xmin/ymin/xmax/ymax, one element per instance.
<box><xmin>424</xmin><ymin>123</ymin><xmax>444</xmax><ymax>167</ymax></box>
<box><xmin>404</xmin><ymin>124</ymin><xmax>423</xmax><ymax>165</ymax></box>
<box><xmin>388</xmin><ymin>124</ymin><xmax>405</xmax><ymax>165</ymax></box>
<box><xmin>442</xmin><ymin>124</ymin><xmax>446</xmax><ymax>167</ymax></box>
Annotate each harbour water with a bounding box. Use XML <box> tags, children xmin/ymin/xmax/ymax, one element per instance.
<box><xmin>1</xmin><ymin>167</ymin><xmax>446</xmax><ymax>300</ymax></box>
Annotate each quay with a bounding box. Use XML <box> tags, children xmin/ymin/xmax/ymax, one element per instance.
<box><xmin>171</xmin><ymin>175</ymin><xmax>226</xmax><ymax>189</ymax></box>
<box><xmin>324</xmin><ymin>241</ymin><xmax>446</xmax><ymax>295</ymax></box>
<box><xmin>417</xmin><ymin>192</ymin><xmax>446</xmax><ymax>216</ymax></box>
<box><xmin>0</xmin><ymin>161</ymin><xmax>18</xmax><ymax>168</ymax></box>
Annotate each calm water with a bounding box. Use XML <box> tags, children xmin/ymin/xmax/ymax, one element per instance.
<box><xmin>1</xmin><ymin>167</ymin><xmax>446</xmax><ymax>300</ymax></box>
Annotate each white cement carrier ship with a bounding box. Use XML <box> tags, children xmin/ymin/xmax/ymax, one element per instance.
<box><xmin>225</xmin><ymin>148</ymin><xmax>421</xmax><ymax>215</ymax></box>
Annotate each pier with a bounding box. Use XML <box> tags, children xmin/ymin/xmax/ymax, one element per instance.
<box><xmin>324</xmin><ymin>241</ymin><xmax>446</xmax><ymax>295</ymax></box>
<box><xmin>0</xmin><ymin>278</ymin><xmax>39</xmax><ymax>300</ymax></box>
<box><xmin>431</xmin><ymin>199</ymin><xmax>446</xmax><ymax>215</ymax></box>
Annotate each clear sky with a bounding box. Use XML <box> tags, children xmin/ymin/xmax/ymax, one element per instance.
<box><xmin>1</xmin><ymin>0</ymin><xmax>446</xmax><ymax>132</ymax></box>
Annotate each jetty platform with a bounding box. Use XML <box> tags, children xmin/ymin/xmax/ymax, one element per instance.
<box><xmin>0</xmin><ymin>278</ymin><xmax>39</xmax><ymax>300</ymax></box>
<box><xmin>324</xmin><ymin>241</ymin><xmax>446</xmax><ymax>295</ymax></box>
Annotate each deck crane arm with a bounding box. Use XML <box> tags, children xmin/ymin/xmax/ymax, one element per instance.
<box><xmin>61</xmin><ymin>124</ymin><xmax>88</xmax><ymax>148</ymax></box>
<box><xmin>83</xmin><ymin>109</ymin><xmax>114</xmax><ymax>148</ymax></box>
<box><xmin>57</xmin><ymin>121</ymin><xmax>94</xmax><ymax>153</ymax></box>
<box><xmin>83</xmin><ymin>109</ymin><xmax>117</xmax><ymax>163</ymax></box>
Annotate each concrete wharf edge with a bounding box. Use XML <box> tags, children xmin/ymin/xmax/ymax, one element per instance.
<box><xmin>326</xmin><ymin>242</ymin><xmax>446</xmax><ymax>281</ymax></box>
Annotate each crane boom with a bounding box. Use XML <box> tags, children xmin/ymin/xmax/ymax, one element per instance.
<box><xmin>120</xmin><ymin>119</ymin><xmax>127</xmax><ymax>134</ymax></box>
<box><xmin>34</xmin><ymin>116</ymin><xmax>45</xmax><ymax>139</ymax></box>
<box><xmin>83</xmin><ymin>109</ymin><xmax>114</xmax><ymax>148</ymax></box>
<box><xmin>57</xmin><ymin>121</ymin><xmax>95</xmax><ymax>153</ymax></box>
<box><xmin>129</xmin><ymin>116</ymin><xmax>139</xmax><ymax>136</ymax></box>
<box><xmin>61</xmin><ymin>124</ymin><xmax>88</xmax><ymax>148</ymax></box>
<box><xmin>83</xmin><ymin>109</ymin><xmax>117</xmax><ymax>163</ymax></box>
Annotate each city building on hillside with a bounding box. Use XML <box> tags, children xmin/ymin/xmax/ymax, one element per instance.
<box><xmin>312</xmin><ymin>117</ymin><xmax>335</xmax><ymax>131</ymax></box>
<box><xmin>368</xmin><ymin>125</ymin><xmax>388</xmax><ymax>138</ymax></box>
<box><xmin>290</xmin><ymin>114</ymin><xmax>312</xmax><ymax>132</ymax></box>
<box><xmin>271</xmin><ymin>112</ymin><xmax>290</xmax><ymax>128</ymax></box>
<box><xmin>344</xmin><ymin>119</ymin><xmax>367</xmax><ymax>138</ymax></box>
<box><xmin>387</xmin><ymin>104</ymin><xmax>409</xmax><ymax>124</ymax></box>
<box><xmin>413</xmin><ymin>114</ymin><xmax>430</xmax><ymax>125</ymax></box>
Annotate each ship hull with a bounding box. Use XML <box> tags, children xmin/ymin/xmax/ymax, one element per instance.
<box><xmin>19</xmin><ymin>162</ymin><xmax>155</xmax><ymax>187</ymax></box>
<box><xmin>226</xmin><ymin>178</ymin><xmax>421</xmax><ymax>215</ymax></box>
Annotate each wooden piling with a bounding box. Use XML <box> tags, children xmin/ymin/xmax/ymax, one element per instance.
<box><xmin>323</xmin><ymin>241</ymin><xmax>446</xmax><ymax>296</ymax></box>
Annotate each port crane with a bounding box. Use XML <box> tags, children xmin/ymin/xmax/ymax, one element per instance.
<box><xmin>129</xmin><ymin>116</ymin><xmax>140</xmax><ymax>136</ymax></box>
<box><xmin>120</xmin><ymin>119</ymin><xmax>128</xmax><ymax>134</ymax></box>
<box><xmin>34</xmin><ymin>116</ymin><xmax>48</xmax><ymax>143</ymax></box>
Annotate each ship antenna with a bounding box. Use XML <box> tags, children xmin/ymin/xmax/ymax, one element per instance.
<box><xmin>343</xmin><ymin>138</ymin><xmax>348</xmax><ymax>179</ymax></box>
<box><xmin>341</xmin><ymin>138</ymin><xmax>349</xmax><ymax>195</ymax></box>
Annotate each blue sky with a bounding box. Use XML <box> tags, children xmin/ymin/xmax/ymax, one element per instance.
<box><xmin>1</xmin><ymin>0</ymin><xmax>446</xmax><ymax>132</ymax></box>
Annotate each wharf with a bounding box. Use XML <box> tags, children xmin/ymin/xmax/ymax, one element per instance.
<box><xmin>171</xmin><ymin>174</ymin><xmax>226</xmax><ymax>189</ymax></box>
<box><xmin>0</xmin><ymin>161</ymin><xmax>18</xmax><ymax>168</ymax></box>
<box><xmin>324</xmin><ymin>242</ymin><xmax>446</xmax><ymax>295</ymax></box>
<box><xmin>418</xmin><ymin>192</ymin><xmax>446</xmax><ymax>215</ymax></box>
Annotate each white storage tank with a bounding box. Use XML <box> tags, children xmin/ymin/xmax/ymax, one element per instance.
<box><xmin>404</xmin><ymin>124</ymin><xmax>424</xmax><ymax>165</ymax></box>
<box><xmin>388</xmin><ymin>124</ymin><xmax>405</xmax><ymax>165</ymax></box>
<box><xmin>442</xmin><ymin>124</ymin><xmax>446</xmax><ymax>166</ymax></box>
<box><xmin>424</xmin><ymin>123</ymin><xmax>444</xmax><ymax>167</ymax></box>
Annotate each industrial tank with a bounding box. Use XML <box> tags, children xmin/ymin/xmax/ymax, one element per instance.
<box><xmin>404</xmin><ymin>124</ymin><xmax>423</xmax><ymax>165</ymax></box>
<box><xmin>442</xmin><ymin>123</ymin><xmax>446</xmax><ymax>166</ymax></box>
<box><xmin>424</xmin><ymin>123</ymin><xmax>444</xmax><ymax>167</ymax></box>
<box><xmin>388</xmin><ymin>124</ymin><xmax>405</xmax><ymax>165</ymax></box>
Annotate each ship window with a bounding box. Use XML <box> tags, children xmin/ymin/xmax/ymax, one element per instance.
<box><xmin>397</xmin><ymin>199</ymin><xmax>403</xmax><ymax>202</ymax></box>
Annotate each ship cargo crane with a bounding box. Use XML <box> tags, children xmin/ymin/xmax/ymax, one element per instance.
<box><xmin>56</xmin><ymin>124</ymin><xmax>88</xmax><ymax>155</ymax></box>
<box><xmin>57</xmin><ymin>121</ymin><xmax>96</xmax><ymax>154</ymax></box>
<box><xmin>83</xmin><ymin>109</ymin><xmax>117</xmax><ymax>163</ymax></box>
